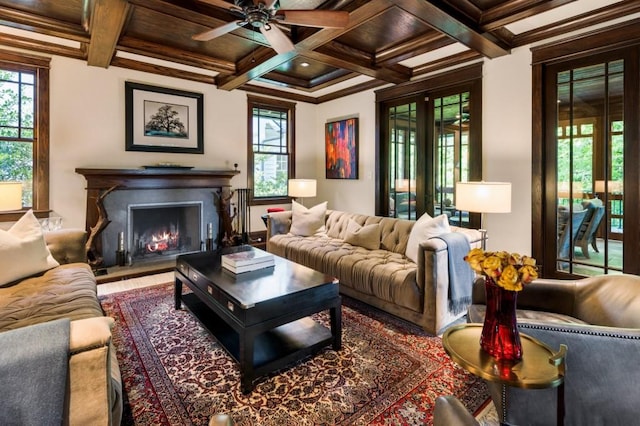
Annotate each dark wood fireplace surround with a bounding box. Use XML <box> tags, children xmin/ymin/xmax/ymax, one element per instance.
<box><xmin>76</xmin><ymin>168</ymin><xmax>239</xmax><ymax>271</ymax></box>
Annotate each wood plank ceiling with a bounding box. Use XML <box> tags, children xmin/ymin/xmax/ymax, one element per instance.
<box><xmin>0</xmin><ymin>0</ymin><xmax>638</xmax><ymax>103</ymax></box>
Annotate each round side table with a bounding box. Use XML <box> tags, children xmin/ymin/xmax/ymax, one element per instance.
<box><xmin>443</xmin><ymin>324</ymin><xmax>567</xmax><ymax>425</ymax></box>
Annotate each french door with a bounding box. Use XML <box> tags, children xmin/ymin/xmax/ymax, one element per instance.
<box><xmin>539</xmin><ymin>47</ymin><xmax>640</xmax><ymax>277</ymax></box>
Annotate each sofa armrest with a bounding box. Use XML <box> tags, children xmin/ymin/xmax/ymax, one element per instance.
<box><xmin>266</xmin><ymin>211</ymin><xmax>292</xmax><ymax>240</ymax></box>
<box><xmin>68</xmin><ymin>316</ymin><xmax>122</xmax><ymax>426</ymax></box>
<box><xmin>44</xmin><ymin>228</ymin><xmax>87</xmax><ymax>264</ymax></box>
<box><xmin>472</xmin><ymin>277</ymin><xmax>579</xmax><ymax>317</ymax></box>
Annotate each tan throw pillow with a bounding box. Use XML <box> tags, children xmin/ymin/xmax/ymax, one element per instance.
<box><xmin>290</xmin><ymin>200</ymin><xmax>327</xmax><ymax>236</ymax></box>
<box><xmin>405</xmin><ymin>213</ymin><xmax>451</xmax><ymax>263</ymax></box>
<box><xmin>343</xmin><ymin>219</ymin><xmax>380</xmax><ymax>250</ymax></box>
<box><xmin>0</xmin><ymin>210</ymin><xmax>60</xmax><ymax>286</ymax></box>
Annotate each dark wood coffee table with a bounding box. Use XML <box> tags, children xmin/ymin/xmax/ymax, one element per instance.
<box><xmin>174</xmin><ymin>246</ymin><xmax>341</xmax><ymax>393</ymax></box>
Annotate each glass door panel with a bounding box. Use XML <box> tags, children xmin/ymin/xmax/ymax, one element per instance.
<box><xmin>555</xmin><ymin>60</ymin><xmax>623</xmax><ymax>275</ymax></box>
<box><xmin>434</xmin><ymin>92</ymin><xmax>470</xmax><ymax>226</ymax></box>
<box><xmin>388</xmin><ymin>102</ymin><xmax>417</xmax><ymax>219</ymax></box>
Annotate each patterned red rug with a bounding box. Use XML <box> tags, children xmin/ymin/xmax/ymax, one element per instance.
<box><xmin>100</xmin><ymin>283</ymin><xmax>488</xmax><ymax>425</ymax></box>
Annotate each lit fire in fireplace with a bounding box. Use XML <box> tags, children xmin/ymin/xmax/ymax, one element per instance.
<box><xmin>145</xmin><ymin>231</ymin><xmax>179</xmax><ymax>253</ymax></box>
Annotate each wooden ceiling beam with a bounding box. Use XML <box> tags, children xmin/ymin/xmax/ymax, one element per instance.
<box><xmin>480</xmin><ymin>0</ymin><xmax>576</xmax><ymax>32</ymax></box>
<box><xmin>305</xmin><ymin>48</ymin><xmax>410</xmax><ymax>83</ymax></box>
<box><xmin>512</xmin><ymin>0</ymin><xmax>640</xmax><ymax>47</ymax></box>
<box><xmin>87</xmin><ymin>0</ymin><xmax>130</xmax><ymax>67</ymax></box>
<box><xmin>375</xmin><ymin>32</ymin><xmax>454</xmax><ymax>65</ymax></box>
<box><xmin>117</xmin><ymin>36</ymin><xmax>236</xmax><ymax>73</ymax></box>
<box><xmin>391</xmin><ymin>0</ymin><xmax>510</xmax><ymax>58</ymax></box>
<box><xmin>0</xmin><ymin>5</ymin><xmax>88</xmax><ymax>42</ymax></box>
<box><xmin>0</xmin><ymin>33</ymin><xmax>85</xmax><ymax>61</ymax></box>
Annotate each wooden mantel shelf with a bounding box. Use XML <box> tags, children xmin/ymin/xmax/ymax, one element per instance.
<box><xmin>75</xmin><ymin>167</ymin><xmax>240</xmax><ymax>190</ymax></box>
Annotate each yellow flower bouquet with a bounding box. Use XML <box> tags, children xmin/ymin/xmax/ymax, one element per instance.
<box><xmin>464</xmin><ymin>248</ymin><xmax>539</xmax><ymax>292</ymax></box>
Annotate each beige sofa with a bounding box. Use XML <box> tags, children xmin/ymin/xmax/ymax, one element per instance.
<box><xmin>0</xmin><ymin>229</ymin><xmax>122</xmax><ymax>426</ymax></box>
<box><xmin>267</xmin><ymin>209</ymin><xmax>482</xmax><ymax>335</ymax></box>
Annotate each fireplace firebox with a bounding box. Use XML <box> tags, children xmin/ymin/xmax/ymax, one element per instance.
<box><xmin>129</xmin><ymin>202</ymin><xmax>202</xmax><ymax>262</ymax></box>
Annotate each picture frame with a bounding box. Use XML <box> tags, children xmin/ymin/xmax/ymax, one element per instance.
<box><xmin>325</xmin><ymin>116</ymin><xmax>358</xmax><ymax>179</ymax></box>
<box><xmin>125</xmin><ymin>82</ymin><xmax>204</xmax><ymax>154</ymax></box>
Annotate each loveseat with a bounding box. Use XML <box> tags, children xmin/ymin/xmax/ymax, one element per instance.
<box><xmin>468</xmin><ymin>274</ymin><xmax>640</xmax><ymax>425</ymax></box>
<box><xmin>0</xmin><ymin>215</ymin><xmax>122</xmax><ymax>426</ymax></box>
<box><xmin>267</xmin><ymin>207</ymin><xmax>482</xmax><ymax>335</ymax></box>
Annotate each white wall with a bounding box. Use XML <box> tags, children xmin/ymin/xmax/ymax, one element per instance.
<box><xmin>47</xmin><ymin>55</ymin><xmax>315</xmax><ymax>233</ymax></box>
<box><xmin>481</xmin><ymin>46</ymin><xmax>533</xmax><ymax>253</ymax></box>
<box><xmin>314</xmin><ymin>90</ymin><xmax>378</xmax><ymax>215</ymax></box>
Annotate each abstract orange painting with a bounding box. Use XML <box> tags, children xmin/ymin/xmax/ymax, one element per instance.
<box><xmin>325</xmin><ymin>117</ymin><xmax>358</xmax><ymax>179</ymax></box>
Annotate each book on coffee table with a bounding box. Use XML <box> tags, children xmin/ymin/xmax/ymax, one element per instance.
<box><xmin>221</xmin><ymin>249</ymin><xmax>274</xmax><ymax>273</ymax></box>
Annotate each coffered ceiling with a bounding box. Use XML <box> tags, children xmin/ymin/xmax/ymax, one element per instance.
<box><xmin>0</xmin><ymin>0</ymin><xmax>638</xmax><ymax>103</ymax></box>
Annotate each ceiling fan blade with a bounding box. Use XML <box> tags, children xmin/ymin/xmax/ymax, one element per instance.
<box><xmin>276</xmin><ymin>10</ymin><xmax>349</xmax><ymax>28</ymax></box>
<box><xmin>197</xmin><ymin>0</ymin><xmax>238</xmax><ymax>12</ymax></box>
<box><xmin>261</xmin><ymin>0</ymin><xmax>278</xmax><ymax>8</ymax></box>
<box><xmin>259</xmin><ymin>25</ymin><xmax>295</xmax><ymax>54</ymax></box>
<box><xmin>192</xmin><ymin>20</ymin><xmax>242</xmax><ymax>41</ymax></box>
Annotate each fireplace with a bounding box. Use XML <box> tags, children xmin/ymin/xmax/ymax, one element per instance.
<box><xmin>76</xmin><ymin>168</ymin><xmax>240</xmax><ymax>269</ymax></box>
<box><xmin>129</xmin><ymin>202</ymin><xmax>203</xmax><ymax>262</ymax></box>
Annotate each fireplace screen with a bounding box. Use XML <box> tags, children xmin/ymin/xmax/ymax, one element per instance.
<box><xmin>129</xmin><ymin>202</ymin><xmax>202</xmax><ymax>261</ymax></box>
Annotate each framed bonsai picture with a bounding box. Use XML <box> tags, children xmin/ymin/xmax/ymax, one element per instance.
<box><xmin>125</xmin><ymin>82</ymin><xmax>204</xmax><ymax>154</ymax></box>
<box><xmin>325</xmin><ymin>116</ymin><xmax>358</xmax><ymax>179</ymax></box>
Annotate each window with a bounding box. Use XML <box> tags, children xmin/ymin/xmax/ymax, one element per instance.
<box><xmin>247</xmin><ymin>95</ymin><xmax>295</xmax><ymax>204</ymax></box>
<box><xmin>0</xmin><ymin>51</ymin><xmax>50</xmax><ymax>221</ymax></box>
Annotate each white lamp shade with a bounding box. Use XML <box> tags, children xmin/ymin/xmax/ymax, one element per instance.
<box><xmin>0</xmin><ymin>182</ymin><xmax>23</xmax><ymax>211</ymax></box>
<box><xmin>455</xmin><ymin>181</ymin><xmax>511</xmax><ymax>213</ymax></box>
<box><xmin>395</xmin><ymin>179</ymin><xmax>416</xmax><ymax>192</ymax></box>
<box><xmin>594</xmin><ymin>180</ymin><xmax>623</xmax><ymax>193</ymax></box>
<box><xmin>557</xmin><ymin>181</ymin><xmax>584</xmax><ymax>199</ymax></box>
<box><xmin>288</xmin><ymin>179</ymin><xmax>317</xmax><ymax>198</ymax></box>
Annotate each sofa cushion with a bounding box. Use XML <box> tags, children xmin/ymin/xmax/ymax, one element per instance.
<box><xmin>290</xmin><ymin>200</ymin><xmax>327</xmax><ymax>236</ymax></box>
<box><xmin>0</xmin><ymin>263</ymin><xmax>102</xmax><ymax>331</ymax></box>
<box><xmin>343</xmin><ymin>219</ymin><xmax>380</xmax><ymax>250</ymax></box>
<box><xmin>0</xmin><ymin>210</ymin><xmax>60</xmax><ymax>286</ymax></box>
<box><xmin>405</xmin><ymin>213</ymin><xmax>451</xmax><ymax>263</ymax></box>
<box><xmin>468</xmin><ymin>304</ymin><xmax>589</xmax><ymax>325</ymax></box>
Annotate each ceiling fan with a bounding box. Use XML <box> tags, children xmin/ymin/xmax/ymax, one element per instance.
<box><xmin>193</xmin><ymin>0</ymin><xmax>349</xmax><ymax>54</ymax></box>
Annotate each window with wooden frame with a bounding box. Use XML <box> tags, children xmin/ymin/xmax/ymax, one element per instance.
<box><xmin>0</xmin><ymin>51</ymin><xmax>50</xmax><ymax>221</ymax></box>
<box><xmin>247</xmin><ymin>95</ymin><xmax>295</xmax><ymax>205</ymax></box>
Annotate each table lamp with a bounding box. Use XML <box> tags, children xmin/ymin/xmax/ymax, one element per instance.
<box><xmin>0</xmin><ymin>182</ymin><xmax>23</xmax><ymax>211</ymax></box>
<box><xmin>455</xmin><ymin>181</ymin><xmax>512</xmax><ymax>250</ymax></box>
<box><xmin>288</xmin><ymin>179</ymin><xmax>316</xmax><ymax>206</ymax></box>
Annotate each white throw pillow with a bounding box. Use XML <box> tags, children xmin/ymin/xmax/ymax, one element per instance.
<box><xmin>343</xmin><ymin>219</ymin><xmax>380</xmax><ymax>250</ymax></box>
<box><xmin>405</xmin><ymin>213</ymin><xmax>451</xmax><ymax>263</ymax></box>
<box><xmin>0</xmin><ymin>210</ymin><xmax>60</xmax><ymax>286</ymax></box>
<box><xmin>289</xmin><ymin>200</ymin><xmax>327</xmax><ymax>236</ymax></box>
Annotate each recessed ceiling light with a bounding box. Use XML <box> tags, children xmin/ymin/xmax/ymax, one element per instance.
<box><xmin>300</xmin><ymin>62</ymin><xmax>310</xmax><ymax>67</ymax></box>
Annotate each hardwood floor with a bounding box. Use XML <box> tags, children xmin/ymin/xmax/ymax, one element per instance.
<box><xmin>97</xmin><ymin>271</ymin><xmax>174</xmax><ymax>296</ymax></box>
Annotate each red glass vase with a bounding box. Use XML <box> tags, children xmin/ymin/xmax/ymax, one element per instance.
<box><xmin>480</xmin><ymin>277</ymin><xmax>523</xmax><ymax>361</ymax></box>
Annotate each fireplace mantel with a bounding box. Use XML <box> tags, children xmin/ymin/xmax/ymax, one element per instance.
<box><xmin>76</xmin><ymin>167</ymin><xmax>240</xmax><ymax>268</ymax></box>
<box><xmin>75</xmin><ymin>167</ymin><xmax>240</xmax><ymax>190</ymax></box>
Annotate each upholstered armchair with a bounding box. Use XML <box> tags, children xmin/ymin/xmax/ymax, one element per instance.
<box><xmin>468</xmin><ymin>274</ymin><xmax>640</xmax><ymax>425</ymax></box>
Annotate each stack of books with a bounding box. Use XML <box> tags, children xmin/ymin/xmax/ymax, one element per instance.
<box><xmin>221</xmin><ymin>248</ymin><xmax>275</xmax><ymax>274</ymax></box>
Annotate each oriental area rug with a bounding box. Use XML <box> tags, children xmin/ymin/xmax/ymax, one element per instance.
<box><xmin>100</xmin><ymin>283</ymin><xmax>489</xmax><ymax>425</ymax></box>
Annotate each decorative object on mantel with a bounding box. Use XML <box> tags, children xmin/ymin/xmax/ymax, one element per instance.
<box><xmin>125</xmin><ymin>82</ymin><xmax>204</xmax><ymax>154</ymax></box>
<box><xmin>465</xmin><ymin>248</ymin><xmax>539</xmax><ymax>361</ymax></box>
<box><xmin>142</xmin><ymin>163</ymin><xmax>194</xmax><ymax>169</ymax></box>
